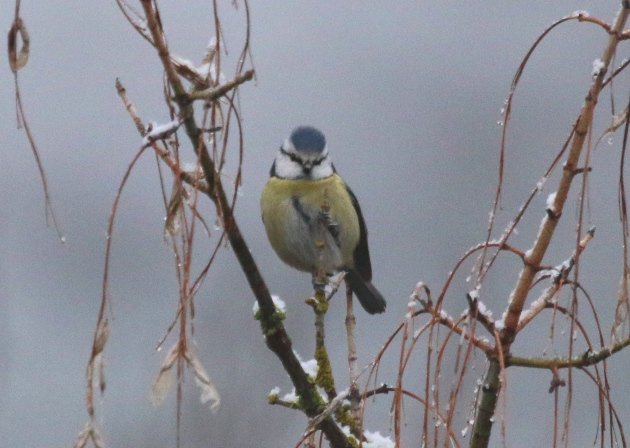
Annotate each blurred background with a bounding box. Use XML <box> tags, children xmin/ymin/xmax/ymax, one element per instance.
<box><xmin>1</xmin><ymin>1</ymin><xmax>630</xmax><ymax>446</ymax></box>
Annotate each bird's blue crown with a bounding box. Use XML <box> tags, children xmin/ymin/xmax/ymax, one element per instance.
<box><xmin>289</xmin><ymin>126</ymin><xmax>327</xmax><ymax>155</ymax></box>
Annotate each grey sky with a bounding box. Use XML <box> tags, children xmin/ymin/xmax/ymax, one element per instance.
<box><xmin>2</xmin><ymin>1</ymin><xmax>629</xmax><ymax>447</ymax></box>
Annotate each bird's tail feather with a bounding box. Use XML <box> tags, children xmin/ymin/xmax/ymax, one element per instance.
<box><xmin>346</xmin><ymin>269</ymin><xmax>386</xmax><ymax>314</ymax></box>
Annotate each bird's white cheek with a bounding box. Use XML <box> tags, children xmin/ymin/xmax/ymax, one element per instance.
<box><xmin>309</xmin><ymin>162</ymin><xmax>334</xmax><ymax>180</ymax></box>
<box><xmin>274</xmin><ymin>156</ymin><xmax>303</xmax><ymax>179</ymax></box>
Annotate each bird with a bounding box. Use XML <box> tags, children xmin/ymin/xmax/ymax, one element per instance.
<box><xmin>260</xmin><ymin>126</ymin><xmax>386</xmax><ymax>314</ymax></box>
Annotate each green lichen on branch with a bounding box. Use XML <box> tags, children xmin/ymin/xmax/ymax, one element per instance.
<box><xmin>334</xmin><ymin>404</ymin><xmax>361</xmax><ymax>438</ymax></box>
<box><xmin>267</xmin><ymin>392</ymin><xmax>303</xmax><ymax>410</ymax></box>
<box><xmin>345</xmin><ymin>434</ymin><xmax>360</xmax><ymax>448</ymax></box>
<box><xmin>315</xmin><ymin>345</ymin><xmax>336</xmax><ymax>394</ymax></box>
<box><xmin>253</xmin><ymin>306</ymin><xmax>286</xmax><ymax>337</ymax></box>
<box><xmin>306</xmin><ymin>289</ymin><xmax>329</xmax><ymax>314</ymax></box>
<box><xmin>308</xmin><ymin>287</ymin><xmax>337</xmax><ymax>397</ymax></box>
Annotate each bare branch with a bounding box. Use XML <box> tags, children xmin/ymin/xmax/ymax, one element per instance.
<box><xmin>188</xmin><ymin>69</ymin><xmax>255</xmax><ymax>101</ymax></box>
<box><xmin>508</xmin><ymin>336</ymin><xmax>630</xmax><ymax>369</ymax></box>
<box><xmin>9</xmin><ymin>5</ymin><xmax>64</xmax><ymax>240</ymax></box>
<box><xmin>518</xmin><ymin>227</ymin><xmax>596</xmax><ymax>332</ymax></box>
<box><xmin>501</xmin><ymin>3</ymin><xmax>630</xmax><ymax>346</ymax></box>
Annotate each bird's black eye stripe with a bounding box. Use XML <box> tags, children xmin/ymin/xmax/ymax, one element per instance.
<box><xmin>280</xmin><ymin>146</ymin><xmax>326</xmax><ymax>167</ymax></box>
<box><xmin>280</xmin><ymin>146</ymin><xmax>304</xmax><ymax>165</ymax></box>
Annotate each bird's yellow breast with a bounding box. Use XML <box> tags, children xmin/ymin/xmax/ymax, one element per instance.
<box><xmin>260</xmin><ymin>174</ymin><xmax>360</xmax><ymax>273</ymax></box>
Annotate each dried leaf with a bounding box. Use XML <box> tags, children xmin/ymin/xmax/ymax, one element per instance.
<box><xmin>73</xmin><ymin>423</ymin><xmax>105</xmax><ymax>448</ymax></box>
<box><xmin>90</xmin><ymin>352</ymin><xmax>106</xmax><ymax>395</ymax></box>
<box><xmin>89</xmin><ymin>319</ymin><xmax>110</xmax><ymax>395</ymax></box>
<box><xmin>150</xmin><ymin>343</ymin><xmax>179</xmax><ymax>405</ymax></box>
<box><xmin>612</xmin><ymin>270</ymin><xmax>630</xmax><ymax>343</ymax></box>
<box><xmin>605</xmin><ymin>105</ymin><xmax>629</xmax><ymax>135</ymax></box>
<box><xmin>185</xmin><ymin>348</ymin><xmax>221</xmax><ymax>412</ymax></box>
<box><xmin>72</xmin><ymin>423</ymin><xmax>92</xmax><ymax>448</ymax></box>
<box><xmin>164</xmin><ymin>181</ymin><xmax>184</xmax><ymax>237</ymax></box>
<box><xmin>150</xmin><ymin>366</ymin><xmax>174</xmax><ymax>406</ymax></box>
<box><xmin>195</xmin><ymin>375</ymin><xmax>221</xmax><ymax>412</ymax></box>
<box><xmin>91</xmin><ymin>425</ymin><xmax>105</xmax><ymax>448</ymax></box>
<box><xmin>8</xmin><ymin>17</ymin><xmax>30</xmax><ymax>73</ymax></box>
<box><xmin>93</xmin><ymin>318</ymin><xmax>110</xmax><ymax>356</ymax></box>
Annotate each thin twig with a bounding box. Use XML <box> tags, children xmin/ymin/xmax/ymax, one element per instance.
<box><xmin>517</xmin><ymin>228</ymin><xmax>596</xmax><ymax>332</ymax></box>
<box><xmin>9</xmin><ymin>5</ymin><xmax>64</xmax><ymax>240</ymax></box>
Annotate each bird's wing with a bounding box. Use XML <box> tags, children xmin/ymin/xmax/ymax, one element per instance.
<box><xmin>345</xmin><ymin>185</ymin><xmax>372</xmax><ymax>281</ymax></box>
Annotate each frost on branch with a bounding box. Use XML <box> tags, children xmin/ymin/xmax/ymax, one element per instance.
<box><xmin>592</xmin><ymin>58</ymin><xmax>605</xmax><ymax>77</ymax></box>
<box><xmin>142</xmin><ymin>119</ymin><xmax>182</xmax><ymax>146</ymax></box>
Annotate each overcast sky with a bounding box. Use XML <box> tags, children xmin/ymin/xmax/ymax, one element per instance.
<box><xmin>2</xmin><ymin>1</ymin><xmax>630</xmax><ymax>447</ymax></box>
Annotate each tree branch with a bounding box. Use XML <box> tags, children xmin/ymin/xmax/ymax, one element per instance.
<box><xmin>138</xmin><ymin>2</ymin><xmax>350</xmax><ymax>445</ymax></box>
<box><xmin>471</xmin><ymin>4</ymin><xmax>630</xmax><ymax>448</ymax></box>
<box><xmin>507</xmin><ymin>336</ymin><xmax>630</xmax><ymax>369</ymax></box>
<box><xmin>188</xmin><ymin>69</ymin><xmax>255</xmax><ymax>101</ymax></box>
<box><xmin>500</xmin><ymin>1</ymin><xmax>629</xmax><ymax>347</ymax></box>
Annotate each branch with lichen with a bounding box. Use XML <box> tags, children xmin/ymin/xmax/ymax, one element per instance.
<box><xmin>136</xmin><ymin>1</ymin><xmax>351</xmax><ymax>446</ymax></box>
<box><xmin>307</xmin><ymin>287</ymin><xmax>337</xmax><ymax>400</ymax></box>
<box><xmin>508</xmin><ymin>336</ymin><xmax>630</xmax><ymax>369</ymax></box>
<box><xmin>344</xmin><ymin>285</ymin><xmax>363</xmax><ymax>437</ymax></box>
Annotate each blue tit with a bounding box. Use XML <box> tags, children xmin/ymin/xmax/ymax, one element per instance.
<box><xmin>260</xmin><ymin>126</ymin><xmax>386</xmax><ymax>314</ymax></box>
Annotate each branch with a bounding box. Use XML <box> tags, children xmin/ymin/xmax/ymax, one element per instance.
<box><xmin>416</xmin><ymin>299</ymin><xmax>495</xmax><ymax>356</ymax></box>
<box><xmin>188</xmin><ymin>69</ymin><xmax>255</xmax><ymax>101</ymax></box>
<box><xmin>307</xmin><ymin>288</ymin><xmax>337</xmax><ymax>401</ymax></box>
<box><xmin>472</xmin><ymin>4</ymin><xmax>630</xmax><ymax>448</ymax></box>
<box><xmin>517</xmin><ymin>227</ymin><xmax>595</xmax><ymax>332</ymax></box>
<box><xmin>138</xmin><ymin>2</ymin><xmax>349</xmax><ymax>446</ymax></box>
<box><xmin>470</xmin><ymin>360</ymin><xmax>502</xmax><ymax>448</ymax></box>
<box><xmin>500</xmin><ymin>3</ymin><xmax>630</xmax><ymax>346</ymax></box>
<box><xmin>343</xmin><ymin>281</ymin><xmax>362</xmax><ymax>436</ymax></box>
<box><xmin>507</xmin><ymin>336</ymin><xmax>630</xmax><ymax>369</ymax></box>
<box><xmin>115</xmin><ymin>78</ymin><xmax>210</xmax><ymax>194</ymax></box>
<box><xmin>9</xmin><ymin>9</ymin><xmax>64</xmax><ymax>240</ymax></box>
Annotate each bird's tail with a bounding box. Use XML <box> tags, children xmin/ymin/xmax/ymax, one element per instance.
<box><xmin>345</xmin><ymin>269</ymin><xmax>386</xmax><ymax>314</ymax></box>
